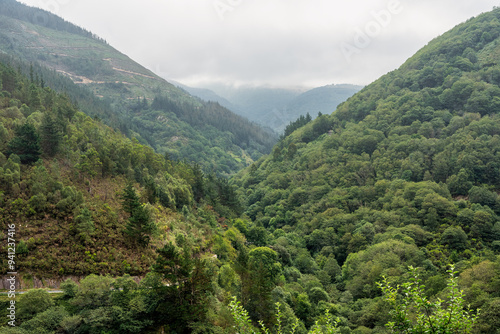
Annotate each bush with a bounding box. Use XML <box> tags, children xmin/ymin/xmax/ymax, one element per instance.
<box><xmin>379</xmin><ymin>265</ymin><xmax>479</xmax><ymax>333</ymax></box>
<box><xmin>17</xmin><ymin>289</ymin><xmax>54</xmax><ymax>321</ymax></box>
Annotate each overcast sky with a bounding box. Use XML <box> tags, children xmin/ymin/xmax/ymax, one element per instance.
<box><xmin>18</xmin><ymin>0</ymin><xmax>500</xmax><ymax>89</ymax></box>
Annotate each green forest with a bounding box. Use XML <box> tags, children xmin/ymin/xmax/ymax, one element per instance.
<box><xmin>1</xmin><ymin>1</ymin><xmax>500</xmax><ymax>334</ymax></box>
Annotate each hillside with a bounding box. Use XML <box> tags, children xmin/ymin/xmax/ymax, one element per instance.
<box><xmin>207</xmin><ymin>85</ymin><xmax>304</xmax><ymax>131</ymax></box>
<box><xmin>231</xmin><ymin>7</ymin><xmax>500</xmax><ymax>333</ymax></box>
<box><xmin>0</xmin><ymin>56</ymin><xmax>255</xmax><ymax>332</ymax></box>
<box><xmin>173</xmin><ymin>81</ymin><xmax>239</xmax><ymax>114</ymax></box>
<box><xmin>0</xmin><ymin>0</ymin><xmax>276</xmax><ymax>174</ymax></box>
<box><xmin>283</xmin><ymin>84</ymin><xmax>363</xmax><ymax>130</ymax></box>
<box><xmin>0</xmin><ymin>57</ymin><xmax>247</xmax><ymax>277</ymax></box>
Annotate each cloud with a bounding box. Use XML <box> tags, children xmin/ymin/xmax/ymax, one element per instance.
<box><xmin>19</xmin><ymin>0</ymin><xmax>500</xmax><ymax>88</ymax></box>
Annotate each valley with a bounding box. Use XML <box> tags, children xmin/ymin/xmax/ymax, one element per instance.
<box><xmin>0</xmin><ymin>1</ymin><xmax>499</xmax><ymax>333</ymax></box>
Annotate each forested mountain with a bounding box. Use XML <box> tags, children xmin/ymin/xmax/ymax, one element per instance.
<box><xmin>173</xmin><ymin>81</ymin><xmax>239</xmax><ymax>115</ymax></box>
<box><xmin>2</xmin><ymin>2</ymin><xmax>500</xmax><ymax>334</ymax></box>
<box><xmin>0</xmin><ymin>57</ymin><xmax>250</xmax><ymax>332</ymax></box>
<box><xmin>0</xmin><ymin>0</ymin><xmax>276</xmax><ymax>174</ymax></box>
<box><xmin>195</xmin><ymin>84</ymin><xmax>362</xmax><ymax>133</ymax></box>
<box><xmin>230</xmin><ymin>7</ymin><xmax>500</xmax><ymax>333</ymax></box>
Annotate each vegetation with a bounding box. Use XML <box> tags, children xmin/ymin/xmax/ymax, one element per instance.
<box><xmin>379</xmin><ymin>266</ymin><xmax>479</xmax><ymax>333</ymax></box>
<box><xmin>229</xmin><ymin>7</ymin><xmax>500</xmax><ymax>333</ymax></box>
<box><xmin>0</xmin><ymin>58</ymin><xmax>241</xmax><ymax>278</ymax></box>
<box><xmin>1</xmin><ymin>2</ymin><xmax>500</xmax><ymax>334</ymax></box>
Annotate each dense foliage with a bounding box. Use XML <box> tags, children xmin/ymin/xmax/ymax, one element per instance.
<box><xmin>379</xmin><ymin>266</ymin><xmax>479</xmax><ymax>333</ymax></box>
<box><xmin>133</xmin><ymin>95</ymin><xmax>276</xmax><ymax>173</ymax></box>
<box><xmin>0</xmin><ymin>57</ymin><xmax>292</xmax><ymax>334</ymax></box>
<box><xmin>229</xmin><ymin>7</ymin><xmax>500</xmax><ymax>333</ymax></box>
<box><xmin>0</xmin><ymin>59</ymin><xmax>241</xmax><ymax>278</ymax></box>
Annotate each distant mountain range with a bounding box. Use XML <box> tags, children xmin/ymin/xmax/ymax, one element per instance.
<box><xmin>177</xmin><ymin>82</ymin><xmax>363</xmax><ymax>133</ymax></box>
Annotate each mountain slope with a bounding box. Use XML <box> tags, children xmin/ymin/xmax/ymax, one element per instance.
<box><xmin>231</xmin><ymin>7</ymin><xmax>500</xmax><ymax>332</ymax></box>
<box><xmin>1</xmin><ymin>5</ymin><xmax>500</xmax><ymax>334</ymax></box>
<box><xmin>285</xmin><ymin>84</ymin><xmax>363</xmax><ymax>123</ymax></box>
<box><xmin>0</xmin><ymin>0</ymin><xmax>276</xmax><ymax>174</ymax></box>
<box><xmin>207</xmin><ymin>85</ymin><xmax>304</xmax><ymax>131</ymax></box>
<box><xmin>173</xmin><ymin>81</ymin><xmax>239</xmax><ymax>113</ymax></box>
<box><xmin>0</xmin><ymin>57</ymin><xmax>244</xmax><ymax>278</ymax></box>
<box><xmin>198</xmin><ymin>83</ymin><xmax>362</xmax><ymax>133</ymax></box>
<box><xmin>0</xmin><ymin>56</ymin><xmax>264</xmax><ymax>333</ymax></box>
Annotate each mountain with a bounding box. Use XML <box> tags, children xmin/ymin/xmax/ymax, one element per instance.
<box><xmin>0</xmin><ymin>0</ymin><xmax>277</xmax><ymax>174</ymax></box>
<box><xmin>284</xmin><ymin>84</ymin><xmax>363</xmax><ymax>126</ymax></box>
<box><xmin>2</xmin><ymin>2</ymin><xmax>500</xmax><ymax>333</ymax></box>
<box><xmin>188</xmin><ymin>84</ymin><xmax>304</xmax><ymax>132</ymax></box>
<box><xmin>0</xmin><ymin>55</ymin><xmax>247</xmax><ymax>332</ymax></box>
<box><xmin>192</xmin><ymin>83</ymin><xmax>362</xmax><ymax>133</ymax></box>
<box><xmin>231</xmin><ymin>7</ymin><xmax>500</xmax><ymax>332</ymax></box>
<box><xmin>173</xmin><ymin>80</ymin><xmax>239</xmax><ymax>113</ymax></box>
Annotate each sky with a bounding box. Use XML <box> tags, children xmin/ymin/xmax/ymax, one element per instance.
<box><xmin>18</xmin><ymin>0</ymin><xmax>500</xmax><ymax>89</ymax></box>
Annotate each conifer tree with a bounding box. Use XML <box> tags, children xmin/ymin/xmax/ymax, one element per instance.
<box><xmin>120</xmin><ymin>183</ymin><xmax>154</xmax><ymax>246</ymax></box>
<box><xmin>6</xmin><ymin>123</ymin><xmax>41</xmax><ymax>164</ymax></box>
<box><xmin>75</xmin><ymin>207</ymin><xmax>95</xmax><ymax>242</ymax></box>
<box><xmin>29</xmin><ymin>82</ymin><xmax>42</xmax><ymax>110</ymax></box>
<box><xmin>40</xmin><ymin>113</ymin><xmax>62</xmax><ymax>157</ymax></box>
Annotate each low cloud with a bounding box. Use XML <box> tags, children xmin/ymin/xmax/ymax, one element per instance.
<box><xmin>20</xmin><ymin>0</ymin><xmax>500</xmax><ymax>88</ymax></box>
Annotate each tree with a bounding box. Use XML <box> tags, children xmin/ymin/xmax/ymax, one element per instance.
<box><xmin>120</xmin><ymin>183</ymin><xmax>155</xmax><ymax>246</ymax></box>
<box><xmin>75</xmin><ymin>146</ymin><xmax>102</xmax><ymax>178</ymax></box>
<box><xmin>440</xmin><ymin>226</ymin><xmax>468</xmax><ymax>251</ymax></box>
<box><xmin>246</xmin><ymin>247</ymin><xmax>282</xmax><ymax>325</ymax></box>
<box><xmin>469</xmin><ymin>186</ymin><xmax>497</xmax><ymax>208</ymax></box>
<box><xmin>153</xmin><ymin>241</ymin><xmax>215</xmax><ymax>332</ymax></box>
<box><xmin>229</xmin><ymin>296</ymin><xmax>342</xmax><ymax>334</ymax></box>
<box><xmin>19</xmin><ymin>306</ymin><xmax>69</xmax><ymax>333</ymax></box>
<box><xmin>125</xmin><ymin>203</ymin><xmax>154</xmax><ymax>246</ymax></box>
<box><xmin>28</xmin><ymin>83</ymin><xmax>42</xmax><ymax>110</ymax></box>
<box><xmin>17</xmin><ymin>289</ymin><xmax>54</xmax><ymax>321</ymax></box>
<box><xmin>40</xmin><ymin>113</ymin><xmax>62</xmax><ymax>157</ymax></box>
<box><xmin>379</xmin><ymin>266</ymin><xmax>479</xmax><ymax>333</ymax></box>
<box><xmin>75</xmin><ymin>207</ymin><xmax>95</xmax><ymax>241</ymax></box>
<box><xmin>72</xmin><ymin>274</ymin><xmax>114</xmax><ymax>309</ymax></box>
<box><xmin>6</xmin><ymin>123</ymin><xmax>41</xmax><ymax>164</ymax></box>
<box><xmin>447</xmin><ymin>168</ymin><xmax>473</xmax><ymax>196</ymax></box>
<box><xmin>60</xmin><ymin>278</ymin><xmax>79</xmax><ymax>299</ymax></box>
<box><xmin>121</xmin><ymin>183</ymin><xmax>141</xmax><ymax>215</ymax></box>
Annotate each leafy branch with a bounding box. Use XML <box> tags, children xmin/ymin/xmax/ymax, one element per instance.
<box><xmin>378</xmin><ymin>265</ymin><xmax>480</xmax><ymax>333</ymax></box>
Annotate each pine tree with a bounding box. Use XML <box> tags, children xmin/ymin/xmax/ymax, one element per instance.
<box><xmin>121</xmin><ymin>183</ymin><xmax>141</xmax><ymax>215</ymax></box>
<box><xmin>120</xmin><ymin>183</ymin><xmax>154</xmax><ymax>246</ymax></box>
<box><xmin>29</xmin><ymin>83</ymin><xmax>42</xmax><ymax>110</ymax></box>
<box><xmin>191</xmin><ymin>163</ymin><xmax>205</xmax><ymax>202</ymax></box>
<box><xmin>75</xmin><ymin>207</ymin><xmax>95</xmax><ymax>242</ymax></box>
<box><xmin>40</xmin><ymin>113</ymin><xmax>62</xmax><ymax>157</ymax></box>
<box><xmin>6</xmin><ymin>123</ymin><xmax>41</xmax><ymax>164</ymax></box>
